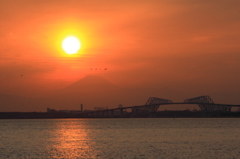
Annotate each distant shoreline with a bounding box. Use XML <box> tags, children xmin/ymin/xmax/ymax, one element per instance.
<box><xmin>1</xmin><ymin>111</ymin><xmax>240</xmax><ymax>119</ymax></box>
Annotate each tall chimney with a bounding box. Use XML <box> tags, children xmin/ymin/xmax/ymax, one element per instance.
<box><xmin>80</xmin><ymin>104</ymin><xmax>83</xmax><ymax>111</ymax></box>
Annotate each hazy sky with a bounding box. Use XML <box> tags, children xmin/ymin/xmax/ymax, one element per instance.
<box><xmin>1</xmin><ymin>0</ymin><xmax>240</xmax><ymax>97</ymax></box>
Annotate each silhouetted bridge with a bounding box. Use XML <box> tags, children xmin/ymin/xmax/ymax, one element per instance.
<box><xmin>79</xmin><ymin>96</ymin><xmax>240</xmax><ymax>117</ymax></box>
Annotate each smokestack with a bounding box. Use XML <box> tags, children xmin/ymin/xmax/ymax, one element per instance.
<box><xmin>80</xmin><ymin>104</ymin><xmax>83</xmax><ymax>112</ymax></box>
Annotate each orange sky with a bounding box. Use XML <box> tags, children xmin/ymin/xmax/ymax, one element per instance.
<box><xmin>1</xmin><ymin>0</ymin><xmax>240</xmax><ymax>99</ymax></box>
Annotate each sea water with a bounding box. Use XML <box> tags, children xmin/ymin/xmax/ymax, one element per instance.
<box><xmin>0</xmin><ymin>118</ymin><xmax>240</xmax><ymax>159</ymax></box>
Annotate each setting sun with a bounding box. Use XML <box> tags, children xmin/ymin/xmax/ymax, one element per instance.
<box><xmin>62</xmin><ymin>36</ymin><xmax>81</xmax><ymax>54</ymax></box>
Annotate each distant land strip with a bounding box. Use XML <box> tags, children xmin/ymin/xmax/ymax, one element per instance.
<box><xmin>1</xmin><ymin>111</ymin><xmax>240</xmax><ymax>119</ymax></box>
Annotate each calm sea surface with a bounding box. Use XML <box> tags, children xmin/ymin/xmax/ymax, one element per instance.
<box><xmin>0</xmin><ymin>118</ymin><xmax>240</xmax><ymax>159</ymax></box>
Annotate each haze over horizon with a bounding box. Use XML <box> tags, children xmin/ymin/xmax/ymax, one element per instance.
<box><xmin>0</xmin><ymin>75</ymin><xmax>239</xmax><ymax>112</ymax></box>
<box><xmin>1</xmin><ymin>0</ymin><xmax>240</xmax><ymax>111</ymax></box>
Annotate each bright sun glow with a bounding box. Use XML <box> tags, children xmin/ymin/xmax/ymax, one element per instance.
<box><xmin>62</xmin><ymin>36</ymin><xmax>81</xmax><ymax>54</ymax></box>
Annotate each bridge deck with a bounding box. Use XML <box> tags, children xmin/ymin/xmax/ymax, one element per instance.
<box><xmin>79</xmin><ymin>102</ymin><xmax>240</xmax><ymax>115</ymax></box>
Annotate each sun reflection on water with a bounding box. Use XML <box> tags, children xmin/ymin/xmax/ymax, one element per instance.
<box><xmin>46</xmin><ymin>119</ymin><xmax>96</xmax><ymax>158</ymax></box>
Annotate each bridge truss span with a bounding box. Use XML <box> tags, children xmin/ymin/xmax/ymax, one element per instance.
<box><xmin>139</xmin><ymin>97</ymin><xmax>173</xmax><ymax>113</ymax></box>
<box><xmin>184</xmin><ymin>95</ymin><xmax>214</xmax><ymax>104</ymax></box>
<box><xmin>184</xmin><ymin>95</ymin><xmax>232</xmax><ymax>112</ymax></box>
<box><xmin>145</xmin><ymin>97</ymin><xmax>173</xmax><ymax>105</ymax></box>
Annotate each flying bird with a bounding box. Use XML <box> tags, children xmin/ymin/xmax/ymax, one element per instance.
<box><xmin>90</xmin><ymin>68</ymin><xmax>108</xmax><ymax>70</ymax></box>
